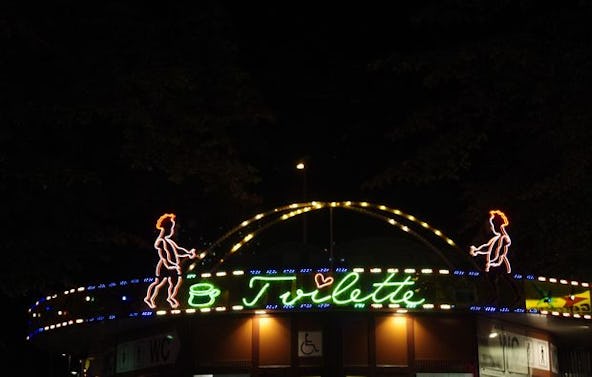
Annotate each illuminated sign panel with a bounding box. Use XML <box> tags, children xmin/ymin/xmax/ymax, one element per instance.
<box><xmin>525</xmin><ymin>280</ymin><xmax>591</xmax><ymax>314</ymax></box>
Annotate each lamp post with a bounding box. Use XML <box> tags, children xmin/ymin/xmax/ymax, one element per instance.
<box><xmin>296</xmin><ymin>161</ymin><xmax>307</xmax><ymax>244</ymax></box>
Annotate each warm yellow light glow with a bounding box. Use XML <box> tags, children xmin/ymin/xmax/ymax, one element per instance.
<box><xmin>296</xmin><ymin>162</ymin><xmax>305</xmax><ymax>170</ymax></box>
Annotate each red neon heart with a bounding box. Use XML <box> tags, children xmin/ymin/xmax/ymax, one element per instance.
<box><xmin>314</xmin><ymin>273</ymin><xmax>334</xmax><ymax>289</ymax></box>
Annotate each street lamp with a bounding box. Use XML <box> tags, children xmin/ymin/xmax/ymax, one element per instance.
<box><xmin>296</xmin><ymin>160</ymin><xmax>307</xmax><ymax>243</ymax></box>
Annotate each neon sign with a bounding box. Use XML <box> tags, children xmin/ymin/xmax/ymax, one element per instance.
<box><xmin>470</xmin><ymin>210</ymin><xmax>512</xmax><ymax>273</ymax></box>
<box><xmin>187</xmin><ymin>272</ymin><xmax>425</xmax><ymax>309</ymax></box>
<box><xmin>144</xmin><ymin>213</ymin><xmax>205</xmax><ymax>309</ymax></box>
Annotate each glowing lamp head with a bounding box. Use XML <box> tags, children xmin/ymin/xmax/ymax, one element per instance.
<box><xmin>296</xmin><ymin>162</ymin><xmax>305</xmax><ymax>170</ymax></box>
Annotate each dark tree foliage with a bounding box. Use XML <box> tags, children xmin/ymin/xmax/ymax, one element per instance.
<box><xmin>1</xmin><ymin>2</ymin><xmax>272</xmax><ymax>297</ymax></box>
<box><xmin>358</xmin><ymin>1</ymin><xmax>592</xmax><ymax>279</ymax></box>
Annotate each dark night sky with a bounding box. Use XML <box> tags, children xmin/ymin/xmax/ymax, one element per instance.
<box><xmin>3</xmin><ymin>1</ymin><xmax>592</xmax><ymax>372</ymax></box>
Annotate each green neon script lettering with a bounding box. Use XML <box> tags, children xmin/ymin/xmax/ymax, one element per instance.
<box><xmin>241</xmin><ymin>272</ymin><xmax>425</xmax><ymax>308</ymax></box>
<box><xmin>188</xmin><ymin>283</ymin><xmax>221</xmax><ymax>308</ymax></box>
<box><xmin>243</xmin><ymin>276</ymin><xmax>296</xmax><ymax>307</ymax></box>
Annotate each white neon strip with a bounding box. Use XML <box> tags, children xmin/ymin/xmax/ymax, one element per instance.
<box><xmin>440</xmin><ymin>304</ymin><xmax>452</xmax><ymax>310</ymax></box>
<box><xmin>560</xmin><ymin>279</ymin><xmax>568</xmax><ymax>284</ymax></box>
<box><xmin>571</xmin><ymin>281</ymin><xmax>580</xmax><ymax>286</ymax></box>
<box><xmin>185</xmin><ymin>309</ymin><xmax>196</xmax><ymax>314</ymax></box>
<box><xmin>584</xmin><ymin>315</ymin><xmax>591</xmax><ymax>319</ymax></box>
<box><xmin>538</xmin><ymin>276</ymin><xmax>547</xmax><ymax>281</ymax></box>
<box><xmin>232</xmin><ymin>305</ymin><xmax>244</xmax><ymax>311</ymax></box>
<box><xmin>422</xmin><ymin>304</ymin><xmax>434</xmax><ymax>309</ymax></box>
<box><xmin>549</xmin><ymin>278</ymin><xmax>558</xmax><ymax>283</ymax></box>
<box><xmin>200</xmin><ymin>308</ymin><xmax>211</xmax><ymax>313</ymax></box>
<box><xmin>541</xmin><ymin>310</ymin><xmax>549</xmax><ymax>315</ymax></box>
<box><xmin>76</xmin><ymin>319</ymin><xmax>84</xmax><ymax>324</ymax></box>
<box><xmin>215</xmin><ymin>271</ymin><xmax>227</xmax><ymax>276</ymax></box>
<box><xmin>371</xmin><ymin>304</ymin><xmax>383</xmax><ymax>309</ymax></box>
<box><xmin>387</xmin><ymin>268</ymin><xmax>399</xmax><ymax>273</ymax></box>
<box><xmin>404</xmin><ymin>268</ymin><xmax>416</xmax><ymax>273</ymax></box>
<box><xmin>439</xmin><ymin>269</ymin><xmax>450</xmax><ymax>275</ymax></box>
<box><xmin>215</xmin><ymin>307</ymin><xmax>226</xmax><ymax>312</ymax></box>
<box><xmin>232</xmin><ymin>270</ymin><xmax>244</xmax><ymax>275</ymax></box>
<box><xmin>582</xmin><ymin>282</ymin><xmax>590</xmax><ymax>287</ymax></box>
<box><xmin>388</xmin><ymin>304</ymin><xmax>401</xmax><ymax>308</ymax></box>
<box><xmin>171</xmin><ymin>310</ymin><xmax>181</xmax><ymax>314</ymax></box>
<box><xmin>421</xmin><ymin>268</ymin><xmax>433</xmax><ymax>274</ymax></box>
<box><xmin>77</xmin><ymin>287</ymin><xmax>85</xmax><ymax>292</ymax></box>
<box><xmin>201</xmin><ymin>273</ymin><xmax>212</xmax><ymax>278</ymax></box>
<box><xmin>396</xmin><ymin>309</ymin><xmax>408</xmax><ymax>313</ymax></box>
<box><xmin>551</xmin><ymin>311</ymin><xmax>560</xmax><ymax>316</ymax></box>
<box><xmin>353</xmin><ymin>268</ymin><xmax>364</xmax><ymax>273</ymax></box>
<box><xmin>370</xmin><ymin>268</ymin><xmax>382</xmax><ymax>273</ymax></box>
<box><xmin>255</xmin><ymin>310</ymin><xmax>266</xmax><ymax>315</ymax></box>
<box><xmin>156</xmin><ymin>310</ymin><xmax>167</xmax><ymax>316</ymax></box>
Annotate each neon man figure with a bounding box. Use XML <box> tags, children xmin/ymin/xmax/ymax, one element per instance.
<box><xmin>470</xmin><ymin>210</ymin><xmax>512</xmax><ymax>273</ymax></box>
<box><xmin>144</xmin><ymin>213</ymin><xmax>205</xmax><ymax>308</ymax></box>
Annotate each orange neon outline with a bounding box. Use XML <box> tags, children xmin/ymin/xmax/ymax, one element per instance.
<box><xmin>314</xmin><ymin>273</ymin><xmax>334</xmax><ymax>289</ymax></box>
<box><xmin>144</xmin><ymin>213</ymin><xmax>204</xmax><ymax>309</ymax></box>
<box><xmin>469</xmin><ymin>210</ymin><xmax>512</xmax><ymax>273</ymax></box>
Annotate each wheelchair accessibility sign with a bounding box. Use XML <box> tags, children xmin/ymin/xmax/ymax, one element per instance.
<box><xmin>298</xmin><ymin>331</ymin><xmax>322</xmax><ymax>357</ymax></box>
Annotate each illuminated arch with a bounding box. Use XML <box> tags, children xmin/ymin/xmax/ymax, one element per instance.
<box><xmin>189</xmin><ymin>201</ymin><xmax>467</xmax><ymax>272</ymax></box>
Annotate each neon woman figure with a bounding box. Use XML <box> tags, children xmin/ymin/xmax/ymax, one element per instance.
<box><xmin>144</xmin><ymin>213</ymin><xmax>204</xmax><ymax>308</ymax></box>
<box><xmin>470</xmin><ymin>210</ymin><xmax>512</xmax><ymax>273</ymax></box>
